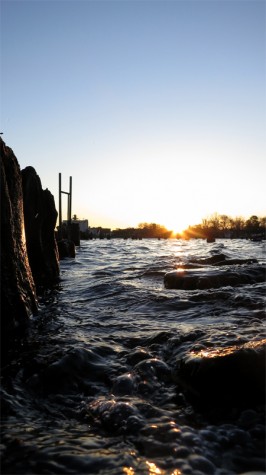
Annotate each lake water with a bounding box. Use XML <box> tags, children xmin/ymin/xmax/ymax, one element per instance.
<box><xmin>1</xmin><ymin>238</ymin><xmax>265</xmax><ymax>475</ymax></box>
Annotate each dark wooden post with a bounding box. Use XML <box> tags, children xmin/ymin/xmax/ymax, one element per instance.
<box><xmin>58</xmin><ymin>173</ymin><xmax>62</xmax><ymax>239</ymax></box>
<box><xmin>69</xmin><ymin>176</ymin><xmax>72</xmax><ymax>224</ymax></box>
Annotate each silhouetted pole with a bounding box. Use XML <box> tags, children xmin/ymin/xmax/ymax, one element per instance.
<box><xmin>58</xmin><ymin>173</ymin><xmax>73</xmax><ymax>240</ymax></box>
<box><xmin>68</xmin><ymin>176</ymin><xmax>72</xmax><ymax>224</ymax></box>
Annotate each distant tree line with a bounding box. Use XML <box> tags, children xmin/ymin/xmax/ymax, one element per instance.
<box><xmin>111</xmin><ymin>223</ymin><xmax>172</xmax><ymax>239</ymax></box>
<box><xmin>80</xmin><ymin>215</ymin><xmax>265</xmax><ymax>240</ymax></box>
<box><xmin>179</xmin><ymin>214</ymin><xmax>266</xmax><ymax>240</ymax></box>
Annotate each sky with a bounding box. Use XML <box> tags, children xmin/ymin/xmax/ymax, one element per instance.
<box><xmin>1</xmin><ymin>0</ymin><xmax>266</xmax><ymax>232</ymax></box>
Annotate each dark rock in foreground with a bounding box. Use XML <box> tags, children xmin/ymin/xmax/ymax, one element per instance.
<box><xmin>0</xmin><ymin>139</ymin><xmax>38</xmax><ymax>336</ymax></box>
<box><xmin>174</xmin><ymin>339</ymin><xmax>266</xmax><ymax>409</ymax></box>
<box><xmin>164</xmin><ymin>265</ymin><xmax>265</xmax><ymax>290</ymax></box>
<box><xmin>22</xmin><ymin>166</ymin><xmax>60</xmax><ymax>286</ymax></box>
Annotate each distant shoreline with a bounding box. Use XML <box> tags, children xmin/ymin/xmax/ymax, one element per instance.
<box><xmin>77</xmin><ymin>215</ymin><xmax>265</xmax><ymax>241</ymax></box>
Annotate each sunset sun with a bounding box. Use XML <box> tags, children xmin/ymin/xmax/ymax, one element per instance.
<box><xmin>167</xmin><ymin>223</ymin><xmax>186</xmax><ymax>236</ymax></box>
<box><xmin>161</xmin><ymin>212</ymin><xmax>196</xmax><ymax>236</ymax></box>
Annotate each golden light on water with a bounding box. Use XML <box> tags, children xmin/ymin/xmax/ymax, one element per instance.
<box><xmin>190</xmin><ymin>338</ymin><xmax>266</xmax><ymax>359</ymax></box>
<box><xmin>123</xmin><ymin>463</ymin><xmax>182</xmax><ymax>475</ymax></box>
<box><xmin>123</xmin><ymin>467</ymin><xmax>135</xmax><ymax>475</ymax></box>
<box><xmin>146</xmin><ymin>461</ymin><xmax>162</xmax><ymax>474</ymax></box>
<box><xmin>146</xmin><ymin>462</ymin><xmax>182</xmax><ymax>475</ymax></box>
<box><xmin>172</xmin><ymin>427</ymin><xmax>181</xmax><ymax>433</ymax></box>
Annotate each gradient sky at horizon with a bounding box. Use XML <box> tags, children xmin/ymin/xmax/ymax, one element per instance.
<box><xmin>1</xmin><ymin>0</ymin><xmax>265</xmax><ymax>232</ymax></box>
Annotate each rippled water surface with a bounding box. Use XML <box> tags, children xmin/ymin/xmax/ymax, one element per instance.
<box><xmin>1</xmin><ymin>239</ymin><xmax>265</xmax><ymax>474</ymax></box>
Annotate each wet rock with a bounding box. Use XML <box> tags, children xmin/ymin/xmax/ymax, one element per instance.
<box><xmin>0</xmin><ymin>139</ymin><xmax>37</xmax><ymax>339</ymax></box>
<box><xmin>22</xmin><ymin>166</ymin><xmax>59</xmax><ymax>286</ymax></box>
<box><xmin>174</xmin><ymin>339</ymin><xmax>266</xmax><ymax>409</ymax></box>
<box><xmin>164</xmin><ymin>265</ymin><xmax>265</xmax><ymax>290</ymax></box>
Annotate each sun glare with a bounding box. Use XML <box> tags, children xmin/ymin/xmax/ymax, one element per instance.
<box><xmin>166</xmin><ymin>222</ymin><xmax>187</xmax><ymax>236</ymax></box>
<box><xmin>160</xmin><ymin>209</ymin><xmax>199</xmax><ymax>236</ymax></box>
<box><xmin>171</xmin><ymin>228</ymin><xmax>185</xmax><ymax>237</ymax></box>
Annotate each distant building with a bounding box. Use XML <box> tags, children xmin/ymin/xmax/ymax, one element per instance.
<box><xmin>90</xmin><ymin>227</ymin><xmax>111</xmax><ymax>238</ymax></box>
<box><xmin>62</xmin><ymin>218</ymin><xmax>89</xmax><ymax>233</ymax></box>
<box><xmin>61</xmin><ymin>219</ymin><xmax>112</xmax><ymax>239</ymax></box>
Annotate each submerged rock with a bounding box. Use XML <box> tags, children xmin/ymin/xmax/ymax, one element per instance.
<box><xmin>174</xmin><ymin>339</ymin><xmax>266</xmax><ymax>409</ymax></box>
<box><xmin>164</xmin><ymin>265</ymin><xmax>265</xmax><ymax>290</ymax></box>
<box><xmin>0</xmin><ymin>139</ymin><xmax>37</xmax><ymax>338</ymax></box>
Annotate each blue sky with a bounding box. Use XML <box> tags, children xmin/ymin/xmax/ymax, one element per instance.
<box><xmin>1</xmin><ymin>0</ymin><xmax>265</xmax><ymax>231</ymax></box>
